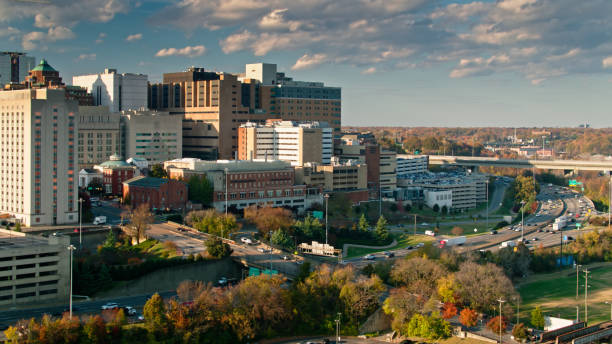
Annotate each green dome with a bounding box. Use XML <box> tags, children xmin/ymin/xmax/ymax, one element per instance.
<box><xmin>31</xmin><ymin>59</ymin><xmax>57</xmax><ymax>72</ymax></box>
<box><xmin>99</xmin><ymin>154</ymin><xmax>131</xmax><ymax>168</ymax></box>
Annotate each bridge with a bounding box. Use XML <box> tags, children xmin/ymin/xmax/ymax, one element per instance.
<box><xmin>428</xmin><ymin>155</ymin><xmax>612</xmax><ymax>172</ymax></box>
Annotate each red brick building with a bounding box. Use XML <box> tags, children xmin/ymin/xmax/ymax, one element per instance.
<box><xmin>123</xmin><ymin>176</ymin><xmax>187</xmax><ymax>210</ymax></box>
<box><xmin>95</xmin><ymin>155</ymin><xmax>137</xmax><ymax>196</ymax></box>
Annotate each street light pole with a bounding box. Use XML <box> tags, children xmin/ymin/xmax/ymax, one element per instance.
<box><xmin>486</xmin><ymin>180</ymin><xmax>489</xmax><ymax>231</ymax></box>
<box><xmin>498</xmin><ymin>298</ymin><xmax>505</xmax><ymax>344</ymax></box>
<box><xmin>224</xmin><ymin>168</ymin><xmax>228</xmax><ymax>216</ymax></box>
<box><xmin>78</xmin><ymin>198</ymin><xmax>83</xmax><ymax>249</ymax></box>
<box><xmin>584</xmin><ymin>268</ymin><xmax>590</xmax><ymax>324</ymax></box>
<box><xmin>520</xmin><ymin>200</ymin><xmax>526</xmax><ymax>242</ymax></box>
<box><xmin>324</xmin><ymin>194</ymin><xmax>330</xmax><ymax>245</ymax></box>
<box><xmin>335</xmin><ymin>313</ymin><xmax>341</xmax><ymax>343</ymax></box>
<box><xmin>576</xmin><ymin>264</ymin><xmax>582</xmax><ymax>300</ymax></box>
<box><xmin>67</xmin><ymin>244</ymin><xmax>76</xmax><ymax>319</ymax></box>
<box><xmin>605</xmin><ymin>302</ymin><xmax>612</xmax><ymax>321</ymax></box>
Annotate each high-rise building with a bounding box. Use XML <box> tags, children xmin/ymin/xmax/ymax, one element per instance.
<box><xmin>0</xmin><ymin>52</ymin><xmax>35</xmax><ymax>87</ymax></box>
<box><xmin>72</xmin><ymin>68</ymin><xmax>148</xmax><ymax>112</ymax></box>
<box><xmin>120</xmin><ymin>110</ymin><xmax>182</xmax><ymax>164</ymax></box>
<box><xmin>0</xmin><ymin>88</ymin><xmax>78</xmax><ymax>226</ymax></box>
<box><xmin>77</xmin><ymin>106</ymin><xmax>121</xmax><ymax>169</ymax></box>
<box><xmin>148</xmin><ymin>63</ymin><xmax>341</xmax><ymax>160</ymax></box>
<box><xmin>238</xmin><ymin>120</ymin><xmax>332</xmax><ymax>165</ymax></box>
<box><xmin>25</xmin><ymin>59</ymin><xmax>64</xmax><ymax>87</ymax></box>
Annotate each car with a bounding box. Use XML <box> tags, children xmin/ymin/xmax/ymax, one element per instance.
<box><xmin>282</xmin><ymin>255</ymin><xmax>289</xmax><ymax>260</ymax></box>
<box><xmin>566</xmin><ymin>236</ymin><xmax>575</xmax><ymax>241</ymax></box>
<box><xmin>295</xmin><ymin>260</ymin><xmax>303</xmax><ymax>265</ymax></box>
<box><xmin>101</xmin><ymin>302</ymin><xmax>119</xmax><ymax>310</ymax></box>
<box><xmin>120</xmin><ymin>306</ymin><xmax>137</xmax><ymax>315</ymax></box>
<box><xmin>537</xmin><ymin>229</ymin><xmax>543</xmax><ymax>232</ymax></box>
<box><xmin>532</xmin><ymin>237</ymin><xmax>539</xmax><ymax>241</ymax></box>
<box><xmin>240</xmin><ymin>237</ymin><xmax>253</xmax><ymax>244</ymax></box>
<box><xmin>177</xmin><ymin>227</ymin><xmax>187</xmax><ymax>232</ymax></box>
<box><xmin>363</xmin><ymin>254</ymin><xmax>375</xmax><ymax>260</ymax></box>
<box><xmin>524</xmin><ymin>240</ymin><xmax>530</xmax><ymax>244</ymax></box>
<box><xmin>383</xmin><ymin>251</ymin><xmax>395</xmax><ymax>258</ymax></box>
<box><xmin>491</xmin><ymin>230</ymin><xmax>498</xmax><ymax>235</ymax></box>
<box><xmin>416</xmin><ymin>243</ymin><xmax>425</xmax><ymax>248</ymax></box>
<box><xmin>257</xmin><ymin>247</ymin><xmax>267</xmax><ymax>253</ymax></box>
<box><xmin>406</xmin><ymin>245</ymin><xmax>414</xmax><ymax>250</ymax></box>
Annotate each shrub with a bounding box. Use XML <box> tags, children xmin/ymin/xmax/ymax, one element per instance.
<box><xmin>512</xmin><ymin>323</ymin><xmax>528</xmax><ymax>340</ymax></box>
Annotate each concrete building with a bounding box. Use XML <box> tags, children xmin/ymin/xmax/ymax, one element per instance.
<box><xmin>123</xmin><ymin>176</ymin><xmax>187</xmax><ymax>211</ymax></box>
<box><xmin>77</xmin><ymin>106</ymin><xmax>121</xmax><ymax>169</ymax></box>
<box><xmin>25</xmin><ymin>59</ymin><xmax>64</xmax><ymax>88</ymax></box>
<box><xmin>0</xmin><ymin>88</ymin><xmax>78</xmax><ymax>226</ymax></box>
<box><xmin>120</xmin><ymin>110</ymin><xmax>182</xmax><ymax>164</ymax></box>
<box><xmin>397</xmin><ymin>155</ymin><xmax>429</xmax><ymax>176</ymax></box>
<box><xmin>380</xmin><ymin>149</ymin><xmax>397</xmax><ymax>195</ymax></box>
<box><xmin>72</xmin><ymin>68</ymin><xmax>148</xmax><ymax>112</ymax></box>
<box><xmin>294</xmin><ymin>158</ymin><xmax>369</xmax><ymax>203</ymax></box>
<box><xmin>78</xmin><ymin>168</ymin><xmax>102</xmax><ymax>189</ymax></box>
<box><xmin>238</xmin><ymin>120</ymin><xmax>332</xmax><ymax>165</ymax></box>
<box><xmin>397</xmin><ymin>171</ymin><xmax>487</xmax><ymax>211</ymax></box>
<box><xmin>164</xmin><ymin>158</ymin><xmax>319</xmax><ymax>213</ymax></box>
<box><xmin>424</xmin><ymin>189</ymin><xmax>452</xmax><ymax>210</ymax></box>
<box><xmin>149</xmin><ymin>63</ymin><xmax>341</xmax><ymax>160</ymax></box>
<box><xmin>0</xmin><ymin>229</ymin><xmax>70</xmax><ymax>307</ymax></box>
<box><xmin>0</xmin><ymin>52</ymin><xmax>35</xmax><ymax>87</ymax></box>
<box><xmin>94</xmin><ymin>155</ymin><xmax>138</xmax><ymax>196</ymax></box>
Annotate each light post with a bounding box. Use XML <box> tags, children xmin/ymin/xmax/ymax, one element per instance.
<box><xmin>224</xmin><ymin>168</ymin><xmax>228</xmax><ymax>216</ymax></box>
<box><xmin>576</xmin><ymin>306</ymin><xmax>580</xmax><ymax>322</ymax></box>
<box><xmin>78</xmin><ymin>198</ymin><xmax>83</xmax><ymax>249</ymax></box>
<box><xmin>520</xmin><ymin>200</ymin><xmax>526</xmax><ymax>242</ymax></box>
<box><xmin>67</xmin><ymin>244</ymin><xmax>76</xmax><ymax>319</ymax></box>
<box><xmin>486</xmin><ymin>179</ymin><xmax>489</xmax><ymax>231</ymax></box>
<box><xmin>576</xmin><ymin>264</ymin><xmax>582</xmax><ymax>300</ymax></box>
<box><xmin>498</xmin><ymin>298</ymin><xmax>505</xmax><ymax>344</ymax></box>
<box><xmin>324</xmin><ymin>194</ymin><xmax>330</xmax><ymax>245</ymax></box>
<box><xmin>605</xmin><ymin>302</ymin><xmax>612</xmax><ymax>321</ymax></box>
<box><xmin>584</xmin><ymin>268</ymin><xmax>590</xmax><ymax>324</ymax></box>
<box><xmin>335</xmin><ymin>312</ymin><xmax>341</xmax><ymax>343</ymax></box>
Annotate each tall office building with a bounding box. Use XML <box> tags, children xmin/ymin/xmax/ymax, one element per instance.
<box><xmin>77</xmin><ymin>106</ymin><xmax>121</xmax><ymax>169</ymax></box>
<box><xmin>72</xmin><ymin>68</ymin><xmax>148</xmax><ymax>112</ymax></box>
<box><xmin>0</xmin><ymin>88</ymin><xmax>78</xmax><ymax>226</ymax></box>
<box><xmin>148</xmin><ymin>63</ymin><xmax>341</xmax><ymax>160</ymax></box>
<box><xmin>120</xmin><ymin>110</ymin><xmax>182</xmax><ymax>164</ymax></box>
<box><xmin>237</xmin><ymin>120</ymin><xmax>332</xmax><ymax>165</ymax></box>
<box><xmin>0</xmin><ymin>52</ymin><xmax>35</xmax><ymax>87</ymax></box>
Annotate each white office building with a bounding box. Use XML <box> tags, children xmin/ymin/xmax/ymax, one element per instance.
<box><xmin>72</xmin><ymin>68</ymin><xmax>148</xmax><ymax>112</ymax></box>
<box><xmin>0</xmin><ymin>52</ymin><xmax>35</xmax><ymax>87</ymax></box>
<box><xmin>0</xmin><ymin>88</ymin><xmax>79</xmax><ymax>226</ymax></box>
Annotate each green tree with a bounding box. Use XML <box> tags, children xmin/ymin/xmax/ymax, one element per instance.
<box><xmin>358</xmin><ymin>214</ymin><xmax>369</xmax><ymax>232</ymax></box>
<box><xmin>433</xmin><ymin>204</ymin><xmax>440</xmax><ymax>212</ymax></box>
<box><xmin>14</xmin><ymin>222</ymin><xmax>21</xmax><ymax>232</ymax></box>
<box><xmin>187</xmin><ymin>209</ymin><xmax>239</xmax><ymax>238</ymax></box>
<box><xmin>530</xmin><ymin>306</ymin><xmax>545</xmax><ymax>330</ymax></box>
<box><xmin>187</xmin><ymin>175</ymin><xmax>214</xmax><ymax>206</ymax></box>
<box><xmin>512</xmin><ymin>323</ymin><xmax>528</xmax><ymax>340</ymax></box>
<box><xmin>294</xmin><ymin>214</ymin><xmax>324</xmax><ymax>242</ymax></box>
<box><xmin>150</xmin><ymin>164</ymin><xmax>168</xmax><ymax>178</ymax></box>
<box><xmin>205</xmin><ymin>236</ymin><xmax>231</xmax><ymax>259</ymax></box>
<box><xmin>143</xmin><ymin>293</ymin><xmax>169</xmax><ymax>334</ymax></box>
<box><xmin>270</xmin><ymin>229</ymin><xmax>293</xmax><ymax>249</ymax></box>
<box><xmin>102</xmin><ymin>228</ymin><xmax>116</xmax><ymax>248</ymax></box>
<box><xmin>405</xmin><ymin>313</ymin><xmax>452</xmax><ymax>339</ymax></box>
<box><xmin>375</xmin><ymin>216</ymin><xmax>389</xmax><ymax>241</ymax></box>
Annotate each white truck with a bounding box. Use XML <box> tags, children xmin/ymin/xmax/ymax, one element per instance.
<box><xmin>500</xmin><ymin>240</ymin><xmax>516</xmax><ymax>248</ymax></box>
<box><xmin>424</xmin><ymin>230</ymin><xmax>436</xmax><ymax>236</ymax></box>
<box><xmin>553</xmin><ymin>216</ymin><xmax>567</xmax><ymax>231</ymax></box>
<box><xmin>438</xmin><ymin>236</ymin><xmax>466</xmax><ymax>248</ymax></box>
<box><xmin>93</xmin><ymin>216</ymin><xmax>107</xmax><ymax>225</ymax></box>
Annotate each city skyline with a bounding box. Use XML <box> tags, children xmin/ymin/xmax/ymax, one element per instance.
<box><xmin>1</xmin><ymin>0</ymin><xmax>612</xmax><ymax>127</ymax></box>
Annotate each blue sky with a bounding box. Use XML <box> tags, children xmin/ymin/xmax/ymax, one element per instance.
<box><xmin>1</xmin><ymin>0</ymin><xmax>612</xmax><ymax>127</ymax></box>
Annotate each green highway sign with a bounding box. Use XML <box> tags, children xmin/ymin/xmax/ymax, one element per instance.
<box><xmin>312</xmin><ymin>211</ymin><xmax>324</xmax><ymax>220</ymax></box>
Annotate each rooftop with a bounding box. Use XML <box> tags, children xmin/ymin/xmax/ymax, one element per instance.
<box><xmin>123</xmin><ymin>176</ymin><xmax>171</xmax><ymax>188</ymax></box>
<box><xmin>31</xmin><ymin>59</ymin><xmax>57</xmax><ymax>72</ymax></box>
<box><xmin>0</xmin><ymin>229</ymin><xmax>62</xmax><ymax>251</ymax></box>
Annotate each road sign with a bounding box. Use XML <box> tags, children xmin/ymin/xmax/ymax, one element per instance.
<box><xmin>576</xmin><ymin>223</ymin><xmax>582</xmax><ymax>229</ymax></box>
<box><xmin>312</xmin><ymin>211</ymin><xmax>324</xmax><ymax>220</ymax></box>
<box><xmin>563</xmin><ymin>235</ymin><xmax>568</xmax><ymax>241</ymax></box>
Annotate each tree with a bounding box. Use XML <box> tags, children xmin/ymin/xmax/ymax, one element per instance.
<box><xmin>512</xmin><ymin>323</ymin><xmax>529</xmax><ymax>340</ymax></box>
<box><xmin>150</xmin><ymin>164</ymin><xmax>168</xmax><ymax>178</ymax></box>
<box><xmin>486</xmin><ymin>316</ymin><xmax>508</xmax><ymax>334</ymax></box>
<box><xmin>14</xmin><ymin>222</ymin><xmax>21</xmax><ymax>232</ymax></box>
<box><xmin>454</xmin><ymin>261</ymin><xmax>517</xmax><ymax>312</ymax></box>
<box><xmin>187</xmin><ymin>175</ymin><xmax>214</xmax><ymax>206</ymax></box>
<box><xmin>459</xmin><ymin>308</ymin><xmax>478</xmax><ymax>327</ymax></box>
<box><xmin>390</xmin><ymin>257</ymin><xmax>447</xmax><ymax>298</ymax></box>
<box><xmin>451</xmin><ymin>226</ymin><xmax>464</xmax><ymax>236</ymax></box>
<box><xmin>82</xmin><ymin>315</ymin><xmax>108</xmax><ymax>344</ymax></box>
<box><xmin>383</xmin><ymin>288</ymin><xmax>423</xmax><ymax>332</ymax></box>
<box><xmin>437</xmin><ymin>275</ymin><xmax>460</xmax><ymax>303</ymax></box>
<box><xmin>441</xmin><ymin>205</ymin><xmax>448</xmax><ymax>215</ymax></box>
<box><xmin>244</xmin><ymin>206</ymin><xmax>293</xmax><ymax>239</ymax></box>
<box><xmin>433</xmin><ymin>204</ymin><xmax>440</xmax><ymax>212</ymax></box>
<box><xmin>177</xmin><ymin>280</ymin><xmax>207</xmax><ymax>302</ymax></box>
<box><xmin>143</xmin><ymin>293</ymin><xmax>169</xmax><ymax>334</ymax></box>
<box><xmin>102</xmin><ymin>228</ymin><xmax>117</xmax><ymax>248</ymax></box>
<box><xmin>123</xmin><ymin>204</ymin><xmax>153</xmax><ymax>244</ymax></box>
<box><xmin>441</xmin><ymin>302</ymin><xmax>458</xmax><ymax>319</ymax></box>
<box><xmin>294</xmin><ymin>214</ymin><xmax>324</xmax><ymax>242</ymax></box>
<box><xmin>530</xmin><ymin>306</ymin><xmax>545</xmax><ymax>329</ymax></box>
<box><xmin>270</xmin><ymin>229</ymin><xmax>293</xmax><ymax>249</ymax></box>
<box><xmin>375</xmin><ymin>215</ymin><xmax>389</xmax><ymax>241</ymax></box>
<box><xmin>205</xmin><ymin>236</ymin><xmax>231</xmax><ymax>259</ymax></box>
<box><xmin>404</xmin><ymin>203</ymin><xmax>412</xmax><ymax>212</ymax></box>
<box><xmin>187</xmin><ymin>209</ymin><xmax>239</xmax><ymax>238</ymax></box>
<box><xmin>358</xmin><ymin>214</ymin><xmax>369</xmax><ymax>232</ymax></box>
<box><xmin>405</xmin><ymin>313</ymin><xmax>452</xmax><ymax>339</ymax></box>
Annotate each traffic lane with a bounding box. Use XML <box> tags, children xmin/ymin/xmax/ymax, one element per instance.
<box><xmin>0</xmin><ymin>291</ymin><xmax>176</xmax><ymax>325</ymax></box>
<box><xmin>147</xmin><ymin>223</ymin><xmax>206</xmax><ymax>255</ymax></box>
<box><xmin>91</xmin><ymin>202</ymin><xmax>123</xmax><ymax>224</ymax></box>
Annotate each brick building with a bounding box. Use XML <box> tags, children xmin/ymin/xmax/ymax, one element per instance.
<box><xmin>123</xmin><ymin>176</ymin><xmax>187</xmax><ymax>211</ymax></box>
<box><xmin>94</xmin><ymin>154</ymin><xmax>137</xmax><ymax>196</ymax></box>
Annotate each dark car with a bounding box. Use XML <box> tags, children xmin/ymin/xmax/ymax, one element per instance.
<box><xmin>383</xmin><ymin>251</ymin><xmax>395</xmax><ymax>258</ymax></box>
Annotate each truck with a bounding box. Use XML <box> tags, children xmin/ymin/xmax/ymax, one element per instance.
<box><xmin>438</xmin><ymin>236</ymin><xmax>466</xmax><ymax>248</ymax></box>
<box><xmin>552</xmin><ymin>221</ymin><xmax>566</xmax><ymax>231</ymax></box>
<box><xmin>500</xmin><ymin>240</ymin><xmax>516</xmax><ymax>248</ymax></box>
<box><xmin>93</xmin><ymin>216</ymin><xmax>106</xmax><ymax>225</ymax></box>
<box><xmin>424</xmin><ymin>230</ymin><xmax>436</xmax><ymax>236</ymax></box>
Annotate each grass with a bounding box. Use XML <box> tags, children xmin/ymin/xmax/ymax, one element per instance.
<box><xmin>436</xmin><ymin>223</ymin><xmax>492</xmax><ymax>236</ymax></box>
<box><xmin>345</xmin><ymin>233</ymin><xmax>434</xmax><ymax>258</ymax></box>
<box><xmin>518</xmin><ymin>263</ymin><xmax>612</xmax><ymax>325</ymax></box>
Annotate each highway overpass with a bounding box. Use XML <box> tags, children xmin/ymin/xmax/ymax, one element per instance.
<box><xmin>428</xmin><ymin>155</ymin><xmax>612</xmax><ymax>172</ymax></box>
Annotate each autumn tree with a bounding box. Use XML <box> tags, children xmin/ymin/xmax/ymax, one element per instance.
<box><xmin>390</xmin><ymin>257</ymin><xmax>447</xmax><ymax>298</ymax></box>
<box><xmin>383</xmin><ymin>288</ymin><xmax>423</xmax><ymax>332</ymax></box>
<box><xmin>340</xmin><ymin>274</ymin><xmax>386</xmax><ymax>321</ymax></box>
<box><xmin>486</xmin><ymin>316</ymin><xmax>508</xmax><ymax>334</ymax></box>
<box><xmin>451</xmin><ymin>226</ymin><xmax>464</xmax><ymax>236</ymax></box>
<box><xmin>512</xmin><ymin>323</ymin><xmax>529</xmax><ymax>340</ymax></box>
<box><xmin>375</xmin><ymin>215</ymin><xmax>390</xmax><ymax>241</ymax></box>
<box><xmin>405</xmin><ymin>313</ymin><xmax>452</xmax><ymax>339</ymax></box>
<box><xmin>358</xmin><ymin>213</ymin><xmax>369</xmax><ymax>232</ymax></box>
<box><xmin>454</xmin><ymin>261</ymin><xmax>517</xmax><ymax>312</ymax></box>
<box><xmin>177</xmin><ymin>280</ymin><xmax>207</xmax><ymax>302</ymax></box>
<box><xmin>459</xmin><ymin>308</ymin><xmax>478</xmax><ymax>327</ymax></box>
<box><xmin>187</xmin><ymin>209</ymin><xmax>239</xmax><ymax>238</ymax></box>
<box><xmin>437</xmin><ymin>275</ymin><xmax>460</xmax><ymax>304</ymax></box>
<box><xmin>441</xmin><ymin>302</ymin><xmax>458</xmax><ymax>319</ymax></box>
<box><xmin>244</xmin><ymin>206</ymin><xmax>293</xmax><ymax>239</ymax></box>
<box><xmin>143</xmin><ymin>293</ymin><xmax>170</xmax><ymax>336</ymax></box>
<box><xmin>530</xmin><ymin>305</ymin><xmax>545</xmax><ymax>329</ymax></box>
<box><xmin>123</xmin><ymin>204</ymin><xmax>153</xmax><ymax>244</ymax></box>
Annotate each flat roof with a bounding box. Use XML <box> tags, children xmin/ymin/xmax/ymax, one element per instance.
<box><xmin>0</xmin><ymin>232</ymin><xmax>50</xmax><ymax>250</ymax></box>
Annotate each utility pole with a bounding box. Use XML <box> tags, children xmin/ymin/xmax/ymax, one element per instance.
<box><xmin>520</xmin><ymin>200</ymin><xmax>526</xmax><ymax>242</ymax></box>
<box><xmin>335</xmin><ymin>312</ymin><xmax>341</xmax><ymax>343</ymax></box>
<box><xmin>605</xmin><ymin>302</ymin><xmax>612</xmax><ymax>321</ymax></box>
<box><xmin>498</xmin><ymin>298</ymin><xmax>505</xmax><ymax>344</ymax></box>
<box><xmin>414</xmin><ymin>214</ymin><xmax>417</xmax><ymax>236</ymax></box>
<box><xmin>584</xmin><ymin>269</ymin><xmax>590</xmax><ymax>324</ymax></box>
<box><xmin>224</xmin><ymin>168</ymin><xmax>229</xmax><ymax>216</ymax></box>
<box><xmin>67</xmin><ymin>244</ymin><xmax>76</xmax><ymax>319</ymax></box>
<box><xmin>78</xmin><ymin>198</ymin><xmax>83</xmax><ymax>249</ymax></box>
<box><xmin>324</xmin><ymin>194</ymin><xmax>330</xmax><ymax>245</ymax></box>
<box><xmin>576</xmin><ymin>264</ymin><xmax>582</xmax><ymax>300</ymax></box>
<box><xmin>486</xmin><ymin>179</ymin><xmax>489</xmax><ymax>230</ymax></box>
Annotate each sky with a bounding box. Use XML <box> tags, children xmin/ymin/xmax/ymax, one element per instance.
<box><xmin>1</xmin><ymin>0</ymin><xmax>612</xmax><ymax>128</ymax></box>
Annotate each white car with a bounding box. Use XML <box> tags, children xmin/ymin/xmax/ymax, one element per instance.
<box><xmin>363</xmin><ymin>254</ymin><xmax>375</xmax><ymax>260</ymax></box>
<box><xmin>123</xmin><ymin>306</ymin><xmax>137</xmax><ymax>315</ymax></box>
<box><xmin>101</xmin><ymin>302</ymin><xmax>119</xmax><ymax>310</ymax></box>
<box><xmin>240</xmin><ymin>237</ymin><xmax>253</xmax><ymax>244</ymax></box>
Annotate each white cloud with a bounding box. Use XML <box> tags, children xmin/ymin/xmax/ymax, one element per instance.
<box><xmin>603</xmin><ymin>56</ymin><xmax>612</xmax><ymax>69</ymax></box>
<box><xmin>155</xmin><ymin>45</ymin><xmax>206</xmax><ymax>58</ymax></box>
<box><xmin>47</xmin><ymin>26</ymin><xmax>75</xmax><ymax>40</ymax></box>
<box><xmin>96</xmin><ymin>32</ymin><xmax>106</xmax><ymax>44</ymax></box>
<box><xmin>362</xmin><ymin>67</ymin><xmax>377</xmax><ymax>74</ymax></box>
<box><xmin>291</xmin><ymin>53</ymin><xmax>327</xmax><ymax>70</ymax></box>
<box><xmin>22</xmin><ymin>26</ymin><xmax>75</xmax><ymax>50</ymax></box>
<box><xmin>0</xmin><ymin>26</ymin><xmax>19</xmax><ymax>37</ymax></box>
<box><xmin>220</xmin><ymin>30</ymin><xmax>256</xmax><ymax>54</ymax></box>
<box><xmin>76</xmin><ymin>53</ymin><xmax>96</xmax><ymax>61</ymax></box>
<box><xmin>126</xmin><ymin>33</ymin><xmax>142</xmax><ymax>42</ymax></box>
